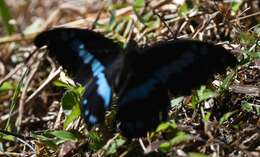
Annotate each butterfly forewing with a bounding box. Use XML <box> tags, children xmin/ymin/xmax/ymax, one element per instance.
<box><xmin>34</xmin><ymin>28</ymin><xmax>121</xmax><ymax>125</ymax></box>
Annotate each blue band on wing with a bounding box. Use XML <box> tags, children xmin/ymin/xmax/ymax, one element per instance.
<box><xmin>120</xmin><ymin>52</ymin><xmax>195</xmax><ymax>105</ymax></box>
<box><xmin>70</xmin><ymin>40</ymin><xmax>112</xmax><ymax>123</ymax></box>
<box><xmin>120</xmin><ymin>79</ymin><xmax>157</xmax><ymax>105</ymax></box>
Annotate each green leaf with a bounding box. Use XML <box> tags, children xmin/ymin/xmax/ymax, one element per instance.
<box><xmin>53</xmin><ymin>79</ymin><xmax>82</xmax><ymax>93</ymax></box>
<box><xmin>0</xmin><ymin>81</ymin><xmax>14</xmax><ymax>93</ymax></box>
<box><xmin>106</xmin><ymin>137</ymin><xmax>126</xmax><ymax>155</ymax></box>
<box><xmin>249</xmin><ymin>52</ymin><xmax>260</xmax><ymax>60</ymax></box>
<box><xmin>219</xmin><ymin>71</ymin><xmax>236</xmax><ymax>92</ymax></box>
<box><xmin>239</xmin><ymin>32</ymin><xmax>256</xmax><ymax>45</ymax></box>
<box><xmin>31</xmin><ymin>131</ymin><xmax>81</xmax><ymax>149</ymax></box>
<box><xmin>231</xmin><ymin>0</ymin><xmax>242</xmax><ymax>13</ymax></box>
<box><xmin>156</xmin><ymin>122</ymin><xmax>170</xmax><ymax>132</ymax></box>
<box><xmin>62</xmin><ymin>91</ymin><xmax>78</xmax><ymax>112</ymax></box>
<box><xmin>133</xmin><ymin>0</ymin><xmax>145</xmax><ymax>13</ymax></box>
<box><xmin>156</xmin><ymin>120</ymin><xmax>177</xmax><ymax>132</ymax></box>
<box><xmin>171</xmin><ymin>96</ymin><xmax>184</xmax><ymax>108</ymax></box>
<box><xmin>146</xmin><ymin>17</ymin><xmax>160</xmax><ymax>31</ymax></box>
<box><xmin>40</xmin><ymin>140</ymin><xmax>59</xmax><ymax>150</ymax></box>
<box><xmin>31</xmin><ymin>133</ymin><xmax>52</xmax><ymax>141</ymax></box>
<box><xmin>169</xmin><ymin>131</ymin><xmax>189</xmax><ymax>145</ymax></box>
<box><xmin>59</xmin><ymin>82</ymin><xmax>83</xmax><ymax>129</ymax></box>
<box><xmin>159</xmin><ymin>141</ymin><xmax>171</xmax><ymax>152</ymax></box>
<box><xmin>53</xmin><ymin>80</ymin><xmax>70</xmax><ymax>88</ymax></box>
<box><xmin>110</xmin><ymin>3</ymin><xmax>129</xmax><ymax>10</ymax></box>
<box><xmin>256</xmin><ymin>106</ymin><xmax>260</xmax><ymax>116</ymax></box>
<box><xmin>54</xmin><ymin>75</ymin><xmax>84</xmax><ymax>129</ymax></box>
<box><xmin>48</xmin><ymin>131</ymin><xmax>79</xmax><ymax>141</ymax></box>
<box><xmin>178</xmin><ymin>3</ymin><xmax>189</xmax><ymax>17</ymax></box>
<box><xmin>0</xmin><ymin>0</ymin><xmax>15</xmax><ymax>35</ymax></box>
<box><xmin>219</xmin><ymin>110</ymin><xmax>238</xmax><ymax>124</ymax></box>
<box><xmin>0</xmin><ymin>133</ymin><xmax>14</xmax><ymax>141</ymax></box>
<box><xmin>159</xmin><ymin>131</ymin><xmax>189</xmax><ymax>152</ymax></box>
<box><xmin>241</xmin><ymin>101</ymin><xmax>253</xmax><ymax>112</ymax></box>
<box><xmin>142</xmin><ymin>11</ymin><xmax>153</xmax><ymax>22</ymax></box>
<box><xmin>189</xmin><ymin>152</ymin><xmax>209</xmax><ymax>157</ymax></box>
<box><xmin>88</xmin><ymin>131</ymin><xmax>104</xmax><ymax>151</ymax></box>
<box><xmin>197</xmin><ymin>86</ymin><xmax>217</xmax><ymax>102</ymax></box>
<box><xmin>203</xmin><ymin>112</ymin><xmax>211</xmax><ymax>123</ymax></box>
<box><xmin>63</xmin><ymin>102</ymin><xmax>81</xmax><ymax>129</ymax></box>
<box><xmin>32</xmin><ymin>132</ymin><xmax>59</xmax><ymax>149</ymax></box>
<box><xmin>191</xmin><ymin>86</ymin><xmax>217</xmax><ymax>109</ymax></box>
<box><xmin>53</xmin><ymin>72</ymin><xmax>79</xmax><ymax>90</ymax></box>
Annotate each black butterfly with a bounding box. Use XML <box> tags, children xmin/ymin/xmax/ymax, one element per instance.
<box><xmin>34</xmin><ymin>27</ymin><xmax>237</xmax><ymax>138</ymax></box>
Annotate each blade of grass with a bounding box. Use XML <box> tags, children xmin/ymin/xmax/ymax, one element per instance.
<box><xmin>219</xmin><ymin>70</ymin><xmax>236</xmax><ymax>92</ymax></box>
<box><xmin>0</xmin><ymin>70</ymin><xmax>28</xmax><ymax>151</ymax></box>
<box><xmin>5</xmin><ymin>69</ymin><xmax>28</xmax><ymax>131</ymax></box>
<box><xmin>0</xmin><ymin>0</ymin><xmax>15</xmax><ymax>35</ymax></box>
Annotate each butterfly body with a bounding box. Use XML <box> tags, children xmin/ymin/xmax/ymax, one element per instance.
<box><xmin>34</xmin><ymin>27</ymin><xmax>237</xmax><ymax>138</ymax></box>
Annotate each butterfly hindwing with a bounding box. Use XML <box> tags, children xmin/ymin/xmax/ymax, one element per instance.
<box><xmin>116</xmin><ymin>40</ymin><xmax>237</xmax><ymax>138</ymax></box>
<box><xmin>117</xmin><ymin>84</ymin><xmax>170</xmax><ymax>138</ymax></box>
<box><xmin>34</xmin><ymin>28</ymin><xmax>121</xmax><ymax>125</ymax></box>
<box><xmin>118</xmin><ymin>40</ymin><xmax>237</xmax><ymax>95</ymax></box>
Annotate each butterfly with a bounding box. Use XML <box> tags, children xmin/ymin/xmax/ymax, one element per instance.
<box><xmin>34</xmin><ymin>27</ymin><xmax>237</xmax><ymax>138</ymax></box>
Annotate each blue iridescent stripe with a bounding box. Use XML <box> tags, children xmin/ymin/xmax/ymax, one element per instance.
<box><xmin>71</xmin><ymin>40</ymin><xmax>112</xmax><ymax>108</ymax></box>
<box><xmin>120</xmin><ymin>52</ymin><xmax>195</xmax><ymax>105</ymax></box>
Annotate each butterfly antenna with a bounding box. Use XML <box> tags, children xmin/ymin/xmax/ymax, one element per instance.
<box><xmin>91</xmin><ymin>2</ymin><xmax>106</xmax><ymax>29</ymax></box>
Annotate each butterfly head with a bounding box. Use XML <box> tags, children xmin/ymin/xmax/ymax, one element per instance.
<box><xmin>34</xmin><ymin>28</ymin><xmax>77</xmax><ymax>48</ymax></box>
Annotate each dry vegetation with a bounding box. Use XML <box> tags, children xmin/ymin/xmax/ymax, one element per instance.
<box><xmin>0</xmin><ymin>0</ymin><xmax>259</xmax><ymax>156</ymax></box>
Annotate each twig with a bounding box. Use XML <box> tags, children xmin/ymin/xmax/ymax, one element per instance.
<box><xmin>102</xmin><ymin>134</ymin><xmax>120</xmax><ymax>150</ymax></box>
<box><xmin>232</xmin><ymin>11</ymin><xmax>260</xmax><ymax>22</ymax></box>
<box><xmin>229</xmin><ymin>85</ymin><xmax>260</xmax><ymax>97</ymax></box>
<box><xmin>0</xmin><ymin>61</ymin><xmax>5</xmax><ymax>75</ymax></box>
<box><xmin>0</xmin><ymin>129</ymin><xmax>34</xmax><ymax>140</ymax></box>
<box><xmin>54</xmin><ymin>106</ymin><xmax>63</xmax><ymax>129</ymax></box>
<box><xmin>205</xmin><ymin>11</ymin><xmax>260</xmax><ymax>31</ymax></box>
<box><xmin>152</xmin><ymin>10</ymin><xmax>175</xmax><ymax>38</ymax></box>
<box><xmin>139</xmin><ymin>138</ymin><xmax>148</xmax><ymax>154</ymax></box>
<box><xmin>24</xmin><ymin>67</ymin><xmax>62</xmax><ymax>104</ymax></box>
<box><xmin>0</xmin><ymin>63</ymin><xmax>24</xmax><ymax>86</ymax></box>
<box><xmin>94</xmin><ymin>134</ymin><xmax>120</xmax><ymax>156</ymax></box>
<box><xmin>91</xmin><ymin>2</ymin><xmax>105</xmax><ymax>30</ymax></box>
<box><xmin>0</xmin><ymin>129</ymin><xmax>36</xmax><ymax>153</ymax></box>
<box><xmin>0</xmin><ymin>6</ymin><xmax>133</xmax><ymax>45</ymax></box>
<box><xmin>0</xmin><ymin>152</ymin><xmax>29</xmax><ymax>156</ymax></box>
<box><xmin>16</xmin><ymin>61</ymin><xmax>41</xmax><ymax>131</ymax></box>
<box><xmin>192</xmin><ymin>11</ymin><xmax>219</xmax><ymax>39</ymax></box>
<box><xmin>0</xmin><ymin>47</ymin><xmax>39</xmax><ymax>86</ymax></box>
